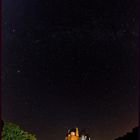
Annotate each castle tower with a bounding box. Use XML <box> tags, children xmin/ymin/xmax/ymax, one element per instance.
<box><xmin>65</xmin><ymin>128</ymin><xmax>91</xmax><ymax>140</ymax></box>
<box><xmin>76</xmin><ymin>128</ymin><xmax>79</xmax><ymax>137</ymax></box>
<box><xmin>65</xmin><ymin>128</ymin><xmax>79</xmax><ymax>140</ymax></box>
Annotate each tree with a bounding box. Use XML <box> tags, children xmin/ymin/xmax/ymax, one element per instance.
<box><xmin>2</xmin><ymin>122</ymin><xmax>37</xmax><ymax>140</ymax></box>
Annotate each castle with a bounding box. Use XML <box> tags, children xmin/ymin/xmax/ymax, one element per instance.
<box><xmin>65</xmin><ymin>127</ymin><xmax>91</xmax><ymax>140</ymax></box>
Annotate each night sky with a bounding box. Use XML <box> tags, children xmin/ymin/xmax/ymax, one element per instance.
<box><xmin>2</xmin><ymin>0</ymin><xmax>139</xmax><ymax>140</ymax></box>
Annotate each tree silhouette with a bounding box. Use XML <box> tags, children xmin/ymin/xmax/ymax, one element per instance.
<box><xmin>2</xmin><ymin>122</ymin><xmax>37</xmax><ymax>140</ymax></box>
<box><xmin>115</xmin><ymin>127</ymin><xmax>138</xmax><ymax>140</ymax></box>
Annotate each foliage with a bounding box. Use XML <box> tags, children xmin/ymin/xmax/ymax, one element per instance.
<box><xmin>2</xmin><ymin>122</ymin><xmax>37</xmax><ymax>140</ymax></box>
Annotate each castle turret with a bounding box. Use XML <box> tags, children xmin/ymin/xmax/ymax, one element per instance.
<box><xmin>76</xmin><ymin>128</ymin><xmax>79</xmax><ymax>137</ymax></box>
<box><xmin>65</xmin><ymin>128</ymin><xmax>79</xmax><ymax>140</ymax></box>
<box><xmin>65</xmin><ymin>127</ymin><xmax>90</xmax><ymax>140</ymax></box>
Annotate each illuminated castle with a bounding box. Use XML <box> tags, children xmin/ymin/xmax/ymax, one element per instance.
<box><xmin>65</xmin><ymin>127</ymin><xmax>91</xmax><ymax>140</ymax></box>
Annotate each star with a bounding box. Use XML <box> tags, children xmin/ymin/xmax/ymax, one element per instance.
<box><xmin>33</xmin><ymin>40</ymin><xmax>41</xmax><ymax>44</ymax></box>
<box><xmin>12</xmin><ymin>29</ymin><xmax>16</xmax><ymax>33</ymax></box>
<box><xmin>17</xmin><ymin>70</ymin><xmax>21</xmax><ymax>73</ymax></box>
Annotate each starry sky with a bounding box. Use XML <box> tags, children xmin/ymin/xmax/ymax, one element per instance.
<box><xmin>2</xmin><ymin>0</ymin><xmax>139</xmax><ymax>140</ymax></box>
